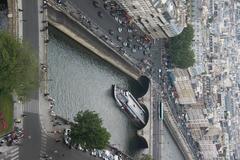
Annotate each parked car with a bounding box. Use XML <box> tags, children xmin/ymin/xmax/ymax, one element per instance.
<box><xmin>97</xmin><ymin>11</ymin><xmax>103</xmax><ymax>18</ymax></box>
<box><xmin>117</xmin><ymin>27</ymin><xmax>122</xmax><ymax>33</ymax></box>
<box><xmin>109</xmin><ymin>29</ymin><xmax>114</xmax><ymax>35</ymax></box>
<box><xmin>64</xmin><ymin>128</ymin><xmax>71</xmax><ymax>136</ymax></box>
<box><xmin>92</xmin><ymin>1</ymin><xmax>100</xmax><ymax>8</ymax></box>
<box><xmin>91</xmin><ymin>149</ymin><xmax>97</xmax><ymax>156</ymax></box>
<box><xmin>14</xmin><ymin>119</ymin><xmax>21</xmax><ymax>123</ymax></box>
<box><xmin>122</xmin><ymin>41</ymin><xmax>128</xmax><ymax>47</ymax></box>
<box><xmin>117</xmin><ymin>36</ymin><xmax>122</xmax><ymax>41</ymax></box>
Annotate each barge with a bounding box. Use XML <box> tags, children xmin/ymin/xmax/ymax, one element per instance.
<box><xmin>113</xmin><ymin>85</ymin><xmax>146</xmax><ymax>128</ymax></box>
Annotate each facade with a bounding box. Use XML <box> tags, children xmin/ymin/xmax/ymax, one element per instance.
<box><xmin>173</xmin><ymin>68</ymin><xmax>196</xmax><ymax>104</ymax></box>
<box><xmin>198</xmin><ymin>140</ymin><xmax>219</xmax><ymax>160</ymax></box>
<box><xmin>115</xmin><ymin>0</ymin><xmax>187</xmax><ymax>39</ymax></box>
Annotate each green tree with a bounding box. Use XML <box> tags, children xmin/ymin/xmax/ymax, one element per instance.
<box><xmin>140</xmin><ymin>154</ymin><xmax>153</xmax><ymax>160</ymax></box>
<box><xmin>0</xmin><ymin>31</ymin><xmax>38</xmax><ymax>99</ymax></box>
<box><xmin>70</xmin><ymin>110</ymin><xmax>111</xmax><ymax>150</ymax></box>
<box><xmin>167</xmin><ymin>24</ymin><xmax>195</xmax><ymax>69</ymax></box>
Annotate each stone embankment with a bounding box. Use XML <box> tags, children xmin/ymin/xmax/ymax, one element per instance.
<box><xmin>47</xmin><ymin>2</ymin><xmax>141</xmax><ymax>80</ymax></box>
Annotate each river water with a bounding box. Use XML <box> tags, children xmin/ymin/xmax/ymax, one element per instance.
<box><xmin>47</xmin><ymin>27</ymin><xmax>143</xmax><ymax>155</ymax></box>
<box><xmin>47</xmin><ymin>27</ymin><xmax>185</xmax><ymax>159</ymax></box>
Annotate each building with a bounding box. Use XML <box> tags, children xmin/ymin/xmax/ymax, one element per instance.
<box><xmin>198</xmin><ymin>140</ymin><xmax>219</xmax><ymax>160</ymax></box>
<box><xmin>115</xmin><ymin>0</ymin><xmax>187</xmax><ymax>39</ymax></box>
<box><xmin>172</xmin><ymin>68</ymin><xmax>196</xmax><ymax>104</ymax></box>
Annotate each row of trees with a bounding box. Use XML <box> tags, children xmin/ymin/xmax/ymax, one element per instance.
<box><xmin>0</xmin><ymin>31</ymin><xmax>38</xmax><ymax>99</ymax></box>
<box><xmin>167</xmin><ymin>24</ymin><xmax>195</xmax><ymax>69</ymax></box>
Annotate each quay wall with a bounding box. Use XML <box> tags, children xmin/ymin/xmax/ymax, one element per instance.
<box><xmin>163</xmin><ymin>100</ymin><xmax>195</xmax><ymax>160</ymax></box>
<box><xmin>47</xmin><ymin>5</ymin><xmax>141</xmax><ymax>81</ymax></box>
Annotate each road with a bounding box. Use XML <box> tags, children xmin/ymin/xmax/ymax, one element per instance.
<box><xmin>63</xmin><ymin>0</ymin><xmax>153</xmax><ymax>64</ymax></box>
<box><xmin>19</xmin><ymin>0</ymin><xmax>42</xmax><ymax>159</ymax></box>
<box><xmin>44</xmin><ymin>136</ymin><xmax>100</xmax><ymax>160</ymax></box>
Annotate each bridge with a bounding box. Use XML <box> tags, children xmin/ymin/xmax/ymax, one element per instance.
<box><xmin>46</xmin><ymin>1</ymin><xmax>196</xmax><ymax>159</ymax></box>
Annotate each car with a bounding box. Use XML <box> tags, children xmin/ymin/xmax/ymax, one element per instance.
<box><xmin>118</xmin><ymin>19</ymin><xmax>122</xmax><ymax>24</ymax></box>
<box><xmin>64</xmin><ymin>128</ymin><xmax>71</xmax><ymax>136</ymax></box>
<box><xmin>50</xmin><ymin>110</ymin><xmax>56</xmax><ymax>116</ymax></box>
<box><xmin>77</xmin><ymin>144</ymin><xmax>84</xmax><ymax>151</ymax></box>
<box><xmin>138</xmin><ymin>46</ymin><xmax>143</xmax><ymax>50</ymax></box>
<box><xmin>97</xmin><ymin>11</ymin><xmax>103</xmax><ymax>18</ymax></box>
<box><xmin>56</xmin><ymin>0</ymin><xmax>62</xmax><ymax>4</ymax></box>
<box><xmin>122</xmin><ymin>41</ymin><xmax>128</xmax><ymax>47</ymax></box>
<box><xmin>100</xmin><ymin>35</ymin><xmax>108</xmax><ymax>40</ymax></box>
<box><xmin>127</xmin><ymin>37</ymin><xmax>133</xmax><ymax>42</ymax></box>
<box><xmin>108</xmin><ymin>29</ymin><xmax>114</xmax><ymax>35</ymax></box>
<box><xmin>117</xmin><ymin>36</ymin><xmax>122</xmax><ymax>41</ymax></box>
<box><xmin>92</xmin><ymin>1</ymin><xmax>100</xmax><ymax>8</ymax></box>
<box><xmin>14</xmin><ymin>119</ymin><xmax>21</xmax><ymax>123</ymax></box>
<box><xmin>114</xmin><ymin>16</ymin><xmax>119</xmax><ymax>21</ymax></box>
<box><xmin>117</xmin><ymin>27</ymin><xmax>122</xmax><ymax>33</ymax></box>
<box><xmin>119</xmin><ymin>48</ymin><xmax>126</xmax><ymax>54</ymax></box>
<box><xmin>127</xmin><ymin>28</ymin><xmax>133</xmax><ymax>33</ymax></box>
<box><xmin>64</xmin><ymin>137</ymin><xmax>71</xmax><ymax>145</ymax></box>
<box><xmin>21</xmin><ymin>114</ymin><xmax>27</xmax><ymax>117</ymax></box>
<box><xmin>91</xmin><ymin>149</ymin><xmax>97</xmax><ymax>156</ymax></box>
<box><xmin>131</xmin><ymin>48</ymin><xmax>137</xmax><ymax>53</ymax></box>
<box><xmin>127</xmin><ymin>43</ymin><xmax>132</xmax><ymax>48</ymax></box>
<box><xmin>103</xmin><ymin>3</ymin><xmax>111</xmax><ymax>10</ymax></box>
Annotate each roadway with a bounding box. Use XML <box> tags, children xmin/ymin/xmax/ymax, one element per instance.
<box><xmin>19</xmin><ymin>0</ymin><xmax>41</xmax><ymax>159</ymax></box>
<box><xmin>63</xmin><ymin>0</ymin><xmax>153</xmax><ymax>64</ymax></box>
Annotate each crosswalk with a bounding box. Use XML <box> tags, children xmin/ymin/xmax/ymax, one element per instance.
<box><xmin>0</xmin><ymin>147</ymin><xmax>19</xmax><ymax>160</ymax></box>
<box><xmin>40</xmin><ymin>131</ymin><xmax>48</xmax><ymax>159</ymax></box>
<box><xmin>23</xmin><ymin>99</ymin><xmax>39</xmax><ymax>114</ymax></box>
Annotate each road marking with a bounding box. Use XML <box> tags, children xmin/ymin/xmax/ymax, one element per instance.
<box><xmin>10</xmin><ymin>147</ymin><xmax>19</xmax><ymax>153</ymax></box>
<box><xmin>10</xmin><ymin>155</ymin><xmax>19</xmax><ymax>160</ymax></box>
<box><xmin>10</xmin><ymin>151</ymin><xmax>19</xmax><ymax>157</ymax></box>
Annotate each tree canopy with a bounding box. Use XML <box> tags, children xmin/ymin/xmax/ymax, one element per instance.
<box><xmin>70</xmin><ymin>110</ymin><xmax>111</xmax><ymax>150</ymax></box>
<box><xmin>0</xmin><ymin>31</ymin><xmax>38</xmax><ymax>99</ymax></box>
<box><xmin>167</xmin><ymin>24</ymin><xmax>195</xmax><ymax>69</ymax></box>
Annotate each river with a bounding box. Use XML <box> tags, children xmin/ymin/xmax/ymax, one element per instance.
<box><xmin>47</xmin><ymin>26</ymin><xmax>185</xmax><ymax>159</ymax></box>
<box><xmin>47</xmin><ymin>27</ymin><xmax>143</xmax><ymax>155</ymax></box>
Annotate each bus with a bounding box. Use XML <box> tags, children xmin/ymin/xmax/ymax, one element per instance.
<box><xmin>158</xmin><ymin>101</ymin><xmax>164</xmax><ymax>120</ymax></box>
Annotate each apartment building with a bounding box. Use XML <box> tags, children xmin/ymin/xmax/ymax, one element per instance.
<box><xmin>115</xmin><ymin>0</ymin><xmax>187</xmax><ymax>39</ymax></box>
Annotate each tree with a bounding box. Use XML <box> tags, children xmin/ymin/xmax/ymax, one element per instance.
<box><xmin>140</xmin><ymin>154</ymin><xmax>153</xmax><ymax>160</ymax></box>
<box><xmin>0</xmin><ymin>31</ymin><xmax>38</xmax><ymax>99</ymax></box>
<box><xmin>70</xmin><ymin>110</ymin><xmax>111</xmax><ymax>150</ymax></box>
<box><xmin>167</xmin><ymin>24</ymin><xmax>195</xmax><ymax>69</ymax></box>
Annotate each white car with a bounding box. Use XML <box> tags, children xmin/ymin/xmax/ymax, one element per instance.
<box><xmin>118</xmin><ymin>27</ymin><xmax>123</xmax><ymax>33</ymax></box>
<box><xmin>91</xmin><ymin>149</ymin><xmax>97</xmax><ymax>156</ymax></box>
<box><xmin>50</xmin><ymin>111</ymin><xmax>56</xmax><ymax>117</ymax></box>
